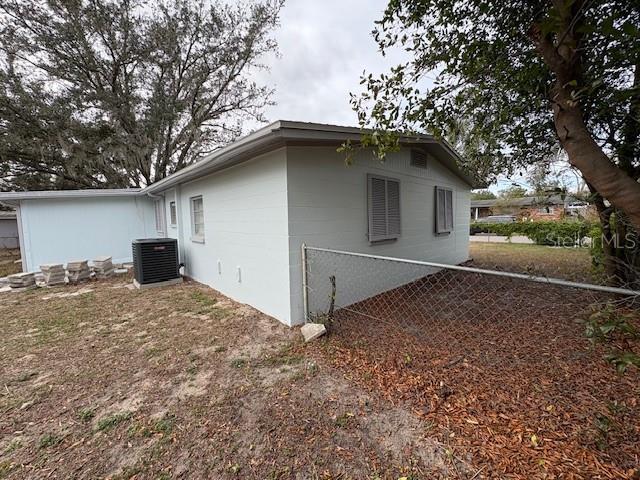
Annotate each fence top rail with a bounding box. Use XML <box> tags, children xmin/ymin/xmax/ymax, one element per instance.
<box><xmin>304</xmin><ymin>245</ymin><xmax>640</xmax><ymax>298</ymax></box>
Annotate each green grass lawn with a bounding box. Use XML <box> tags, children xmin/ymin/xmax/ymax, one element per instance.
<box><xmin>469</xmin><ymin>242</ymin><xmax>600</xmax><ymax>284</ymax></box>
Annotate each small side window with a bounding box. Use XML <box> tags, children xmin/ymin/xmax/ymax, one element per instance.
<box><xmin>169</xmin><ymin>201</ymin><xmax>177</xmax><ymax>227</ymax></box>
<box><xmin>190</xmin><ymin>196</ymin><xmax>205</xmax><ymax>242</ymax></box>
<box><xmin>435</xmin><ymin>187</ymin><xmax>454</xmax><ymax>234</ymax></box>
<box><xmin>154</xmin><ymin>199</ymin><xmax>165</xmax><ymax>235</ymax></box>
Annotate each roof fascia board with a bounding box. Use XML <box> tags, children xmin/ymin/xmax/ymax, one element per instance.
<box><xmin>144</xmin><ymin>121</ymin><xmax>477</xmax><ymax>192</ymax></box>
<box><xmin>144</xmin><ymin>133</ymin><xmax>285</xmax><ymax>193</ymax></box>
<box><xmin>0</xmin><ymin>189</ymin><xmax>142</xmax><ymax>201</ymax></box>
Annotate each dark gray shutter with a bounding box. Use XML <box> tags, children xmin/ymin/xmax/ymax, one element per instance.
<box><xmin>387</xmin><ymin>179</ymin><xmax>401</xmax><ymax>236</ymax></box>
<box><xmin>435</xmin><ymin>187</ymin><xmax>454</xmax><ymax>234</ymax></box>
<box><xmin>369</xmin><ymin>176</ymin><xmax>387</xmax><ymax>241</ymax></box>
<box><xmin>445</xmin><ymin>189</ymin><xmax>454</xmax><ymax>231</ymax></box>
<box><xmin>368</xmin><ymin>175</ymin><xmax>401</xmax><ymax>242</ymax></box>
<box><xmin>436</xmin><ymin>187</ymin><xmax>446</xmax><ymax>233</ymax></box>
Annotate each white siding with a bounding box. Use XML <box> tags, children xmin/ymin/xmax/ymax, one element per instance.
<box><xmin>286</xmin><ymin>146</ymin><xmax>471</xmax><ymax>325</ymax></box>
<box><xmin>171</xmin><ymin>149</ymin><xmax>292</xmax><ymax>324</ymax></box>
<box><xmin>19</xmin><ymin>196</ymin><xmax>156</xmax><ymax>271</ymax></box>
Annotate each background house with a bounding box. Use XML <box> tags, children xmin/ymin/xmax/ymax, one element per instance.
<box><xmin>0</xmin><ymin>210</ymin><xmax>19</xmax><ymax>249</ymax></box>
<box><xmin>470</xmin><ymin>194</ymin><xmax>590</xmax><ymax>221</ymax></box>
<box><xmin>0</xmin><ymin>121</ymin><xmax>475</xmax><ymax>326</ymax></box>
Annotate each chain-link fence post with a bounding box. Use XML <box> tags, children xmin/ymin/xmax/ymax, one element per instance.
<box><xmin>301</xmin><ymin>242</ymin><xmax>309</xmax><ymax>322</ymax></box>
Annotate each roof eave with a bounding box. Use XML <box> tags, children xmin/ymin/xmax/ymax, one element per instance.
<box><xmin>145</xmin><ymin>122</ymin><xmax>477</xmax><ymax>193</ymax></box>
<box><xmin>143</xmin><ymin>128</ymin><xmax>287</xmax><ymax>194</ymax></box>
<box><xmin>0</xmin><ymin>188</ymin><xmax>142</xmax><ymax>202</ymax></box>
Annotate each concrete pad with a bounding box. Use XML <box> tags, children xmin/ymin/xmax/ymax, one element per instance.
<box><xmin>133</xmin><ymin>277</ymin><xmax>183</xmax><ymax>290</ymax></box>
<box><xmin>301</xmin><ymin>323</ymin><xmax>327</xmax><ymax>343</ymax></box>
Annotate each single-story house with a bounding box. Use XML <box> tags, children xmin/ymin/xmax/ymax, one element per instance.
<box><xmin>470</xmin><ymin>194</ymin><xmax>590</xmax><ymax>221</ymax></box>
<box><xmin>0</xmin><ymin>209</ymin><xmax>19</xmax><ymax>249</ymax></box>
<box><xmin>0</xmin><ymin>121</ymin><xmax>475</xmax><ymax>326</ymax></box>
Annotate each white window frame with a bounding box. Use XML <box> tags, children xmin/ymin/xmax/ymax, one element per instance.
<box><xmin>154</xmin><ymin>199</ymin><xmax>166</xmax><ymax>235</ymax></box>
<box><xmin>190</xmin><ymin>196</ymin><xmax>205</xmax><ymax>243</ymax></box>
<box><xmin>435</xmin><ymin>186</ymin><xmax>454</xmax><ymax>234</ymax></box>
<box><xmin>367</xmin><ymin>174</ymin><xmax>401</xmax><ymax>243</ymax></box>
<box><xmin>169</xmin><ymin>201</ymin><xmax>177</xmax><ymax>227</ymax></box>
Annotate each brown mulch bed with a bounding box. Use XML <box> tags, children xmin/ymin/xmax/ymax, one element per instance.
<box><xmin>309</xmin><ymin>270</ymin><xmax>640</xmax><ymax>479</ymax></box>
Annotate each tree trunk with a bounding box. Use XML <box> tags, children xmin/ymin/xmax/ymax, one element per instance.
<box><xmin>551</xmin><ymin>84</ymin><xmax>640</xmax><ymax>231</ymax></box>
<box><xmin>591</xmin><ymin>192</ymin><xmax>621</xmax><ymax>281</ymax></box>
<box><xmin>530</xmin><ymin>5</ymin><xmax>640</xmax><ymax>232</ymax></box>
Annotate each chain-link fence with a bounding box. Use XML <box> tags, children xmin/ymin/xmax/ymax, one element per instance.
<box><xmin>302</xmin><ymin>245</ymin><xmax>640</xmax><ymax>477</ymax></box>
<box><xmin>304</xmin><ymin>246</ymin><xmax>638</xmax><ymax>367</ymax></box>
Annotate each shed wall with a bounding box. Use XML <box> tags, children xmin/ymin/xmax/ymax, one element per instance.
<box><xmin>19</xmin><ymin>196</ymin><xmax>156</xmax><ymax>271</ymax></box>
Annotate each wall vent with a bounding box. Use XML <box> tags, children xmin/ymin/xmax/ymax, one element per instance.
<box><xmin>410</xmin><ymin>150</ymin><xmax>428</xmax><ymax>169</ymax></box>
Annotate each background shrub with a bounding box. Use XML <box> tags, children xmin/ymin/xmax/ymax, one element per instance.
<box><xmin>470</xmin><ymin>220</ymin><xmax>596</xmax><ymax>246</ymax></box>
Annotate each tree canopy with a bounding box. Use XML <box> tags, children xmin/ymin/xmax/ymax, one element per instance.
<box><xmin>470</xmin><ymin>189</ymin><xmax>497</xmax><ymax>200</ymax></box>
<box><xmin>498</xmin><ymin>186</ymin><xmax>528</xmax><ymax>199</ymax></box>
<box><xmin>0</xmin><ymin>0</ymin><xmax>282</xmax><ymax>190</ymax></box>
<box><xmin>352</xmin><ymin>0</ymin><xmax>640</xmax><ymax>229</ymax></box>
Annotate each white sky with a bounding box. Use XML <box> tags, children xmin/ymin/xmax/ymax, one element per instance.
<box><xmin>256</xmin><ymin>0</ymin><xmax>404</xmax><ymax>126</ymax></box>
<box><xmin>254</xmin><ymin>0</ymin><xmax>579</xmax><ymax>194</ymax></box>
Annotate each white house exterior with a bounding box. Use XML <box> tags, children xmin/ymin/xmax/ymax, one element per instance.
<box><xmin>0</xmin><ymin>121</ymin><xmax>475</xmax><ymax>326</ymax></box>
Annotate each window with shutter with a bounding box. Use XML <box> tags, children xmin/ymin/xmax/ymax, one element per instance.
<box><xmin>435</xmin><ymin>187</ymin><xmax>454</xmax><ymax>234</ymax></box>
<box><xmin>368</xmin><ymin>175</ymin><xmax>401</xmax><ymax>242</ymax></box>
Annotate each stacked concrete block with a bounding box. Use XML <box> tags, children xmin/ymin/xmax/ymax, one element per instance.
<box><xmin>40</xmin><ymin>264</ymin><xmax>66</xmax><ymax>286</ymax></box>
<box><xmin>92</xmin><ymin>256</ymin><xmax>114</xmax><ymax>279</ymax></box>
<box><xmin>67</xmin><ymin>260</ymin><xmax>90</xmax><ymax>283</ymax></box>
<box><xmin>8</xmin><ymin>272</ymin><xmax>36</xmax><ymax>289</ymax></box>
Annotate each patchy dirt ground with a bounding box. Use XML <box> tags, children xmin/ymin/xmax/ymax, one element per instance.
<box><xmin>469</xmin><ymin>242</ymin><xmax>599</xmax><ymax>283</ymax></box>
<box><xmin>0</xmin><ymin>276</ymin><xmax>463</xmax><ymax>479</ymax></box>
<box><xmin>0</xmin><ymin>249</ymin><xmax>21</xmax><ymax>278</ymax></box>
<box><xmin>308</xmin><ymin>271</ymin><xmax>640</xmax><ymax>479</ymax></box>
